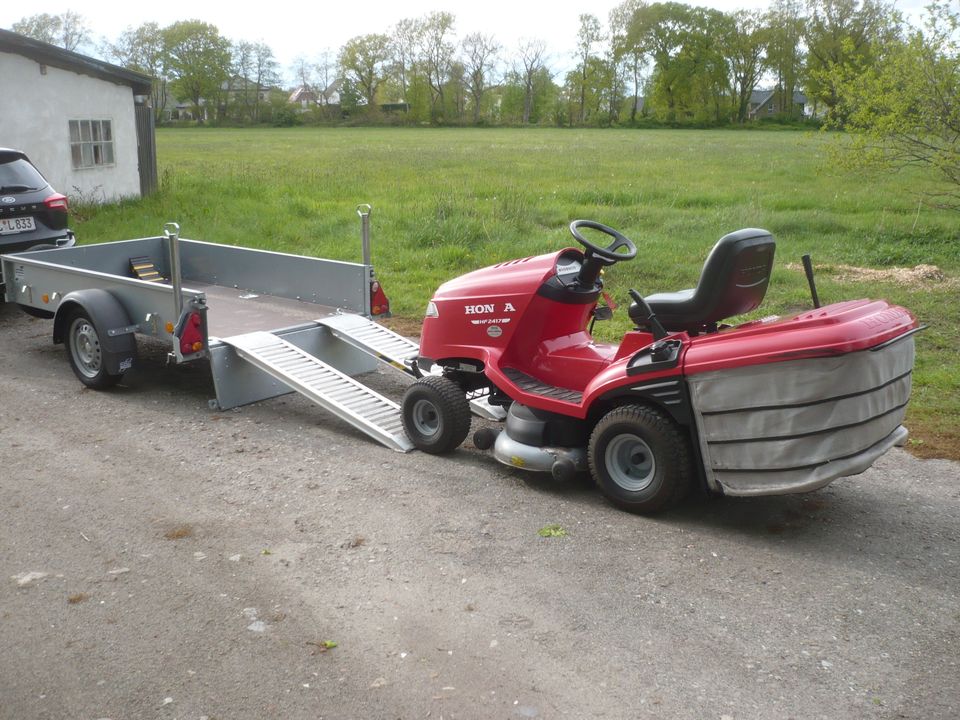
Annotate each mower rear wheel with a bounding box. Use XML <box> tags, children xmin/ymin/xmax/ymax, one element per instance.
<box><xmin>402</xmin><ymin>375</ymin><xmax>471</xmax><ymax>454</ymax></box>
<box><xmin>588</xmin><ymin>404</ymin><xmax>691</xmax><ymax>514</ymax></box>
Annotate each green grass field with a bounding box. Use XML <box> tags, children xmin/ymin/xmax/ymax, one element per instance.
<box><xmin>76</xmin><ymin>127</ymin><xmax>959</xmax><ymax>458</ymax></box>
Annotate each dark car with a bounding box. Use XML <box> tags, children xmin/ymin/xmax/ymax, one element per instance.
<box><xmin>0</xmin><ymin>148</ymin><xmax>75</xmax><ymax>256</ymax></box>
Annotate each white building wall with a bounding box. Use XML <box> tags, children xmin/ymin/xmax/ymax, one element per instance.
<box><xmin>0</xmin><ymin>51</ymin><xmax>141</xmax><ymax>202</ymax></box>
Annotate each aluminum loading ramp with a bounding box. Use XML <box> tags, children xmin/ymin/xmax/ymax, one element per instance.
<box><xmin>222</xmin><ymin>331</ymin><xmax>413</xmax><ymax>452</ymax></box>
<box><xmin>317</xmin><ymin>314</ymin><xmax>419</xmax><ymax>374</ymax></box>
<box><xmin>318</xmin><ymin>314</ymin><xmax>507</xmax><ymax>422</ymax></box>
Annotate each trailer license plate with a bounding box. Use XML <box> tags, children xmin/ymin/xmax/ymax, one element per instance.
<box><xmin>0</xmin><ymin>216</ymin><xmax>36</xmax><ymax>235</ymax></box>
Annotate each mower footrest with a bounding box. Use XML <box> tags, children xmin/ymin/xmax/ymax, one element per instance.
<box><xmin>502</xmin><ymin>367</ymin><xmax>583</xmax><ymax>404</ymax></box>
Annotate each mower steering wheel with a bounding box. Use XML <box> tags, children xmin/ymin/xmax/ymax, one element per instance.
<box><xmin>569</xmin><ymin>220</ymin><xmax>637</xmax><ymax>263</ymax></box>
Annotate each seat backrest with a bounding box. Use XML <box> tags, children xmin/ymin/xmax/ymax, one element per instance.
<box><xmin>639</xmin><ymin>228</ymin><xmax>775</xmax><ymax>333</ymax></box>
<box><xmin>695</xmin><ymin>228</ymin><xmax>775</xmax><ymax>322</ymax></box>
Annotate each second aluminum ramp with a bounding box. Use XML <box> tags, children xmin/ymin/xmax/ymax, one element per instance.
<box><xmin>222</xmin><ymin>331</ymin><xmax>413</xmax><ymax>452</ymax></box>
<box><xmin>317</xmin><ymin>314</ymin><xmax>419</xmax><ymax>374</ymax></box>
<box><xmin>319</xmin><ymin>314</ymin><xmax>507</xmax><ymax>421</ymax></box>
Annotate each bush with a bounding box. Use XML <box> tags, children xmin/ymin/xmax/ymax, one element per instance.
<box><xmin>271</xmin><ymin>106</ymin><xmax>301</xmax><ymax>128</ymax></box>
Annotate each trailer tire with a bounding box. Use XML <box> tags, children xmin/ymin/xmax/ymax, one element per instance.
<box><xmin>588</xmin><ymin>404</ymin><xmax>691</xmax><ymax>514</ymax></box>
<box><xmin>402</xmin><ymin>375</ymin><xmax>470</xmax><ymax>454</ymax></box>
<box><xmin>65</xmin><ymin>307</ymin><xmax>124</xmax><ymax>389</ymax></box>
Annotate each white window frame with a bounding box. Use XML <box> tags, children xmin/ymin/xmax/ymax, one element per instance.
<box><xmin>69</xmin><ymin>119</ymin><xmax>115</xmax><ymax>170</ymax></box>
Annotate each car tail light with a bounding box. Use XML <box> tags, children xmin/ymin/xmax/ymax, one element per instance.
<box><xmin>370</xmin><ymin>280</ymin><xmax>391</xmax><ymax>316</ymax></box>
<box><xmin>44</xmin><ymin>193</ymin><xmax>68</xmax><ymax>211</ymax></box>
<box><xmin>179</xmin><ymin>312</ymin><xmax>205</xmax><ymax>354</ymax></box>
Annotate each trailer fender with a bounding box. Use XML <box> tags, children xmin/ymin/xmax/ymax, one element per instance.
<box><xmin>53</xmin><ymin>289</ymin><xmax>138</xmax><ymax>375</ymax></box>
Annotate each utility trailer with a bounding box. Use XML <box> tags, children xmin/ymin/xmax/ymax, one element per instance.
<box><xmin>0</xmin><ymin>212</ymin><xmax>428</xmax><ymax>452</ymax></box>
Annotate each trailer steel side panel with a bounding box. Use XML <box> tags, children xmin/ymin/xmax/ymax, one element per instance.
<box><xmin>1</xmin><ymin>236</ymin><xmax>386</xmax><ymax>428</ymax></box>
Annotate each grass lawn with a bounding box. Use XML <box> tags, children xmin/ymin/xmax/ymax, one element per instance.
<box><xmin>75</xmin><ymin>127</ymin><xmax>959</xmax><ymax>459</ymax></box>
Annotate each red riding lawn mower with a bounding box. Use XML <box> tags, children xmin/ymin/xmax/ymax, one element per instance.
<box><xmin>401</xmin><ymin>221</ymin><xmax>920</xmax><ymax>514</ymax></box>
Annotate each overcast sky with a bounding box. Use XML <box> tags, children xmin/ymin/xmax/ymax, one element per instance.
<box><xmin>0</xmin><ymin>0</ymin><xmax>929</xmax><ymax>84</ymax></box>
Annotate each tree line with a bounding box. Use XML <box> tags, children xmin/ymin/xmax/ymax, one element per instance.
<box><xmin>7</xmin><ymin>1</ymin><xmax>954</xmax><ymax>132</ymax></box>
<box><xmin>5</xmin><ymin>1</ymin><xmax>907</xmax><ymax>127</ymax></box>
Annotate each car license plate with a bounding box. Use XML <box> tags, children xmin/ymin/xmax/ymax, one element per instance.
<box><xmin>0</xmin><ymin>216</ymin><xmax>36</xmax><ymax>235</ymax></box>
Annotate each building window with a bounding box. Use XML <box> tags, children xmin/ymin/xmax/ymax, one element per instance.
<box><xmin>69</xmin><ymin>120</ymin><xmax>114</xmax><ymax>169</ymax></box>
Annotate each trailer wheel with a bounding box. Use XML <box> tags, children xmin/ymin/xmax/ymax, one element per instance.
<box><xmin>588</xmin><ymin>404</ymin><xmax>691</xmax><ymax>514</ymax></box>
<box><xmin>402</xmin><ymin>375</ymin><xmax>470</xmax><ymax>454</ymax></box>
<box><xmin>65</xmin><ymin>308</ymin><xmax>123</xmax><ymax>389</ymax></box>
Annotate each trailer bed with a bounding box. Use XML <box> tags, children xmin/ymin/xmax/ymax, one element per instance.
<box><xmin>190</xmin><ymin>281</ymin><xmax>340</xmax><ymax>338</ymax></box>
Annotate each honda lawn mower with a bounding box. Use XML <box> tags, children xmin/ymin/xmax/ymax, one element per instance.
<box><xmin>401</xmin><ymin>220</ymin><xmax>920</xmax><ymax>514</ymax></box>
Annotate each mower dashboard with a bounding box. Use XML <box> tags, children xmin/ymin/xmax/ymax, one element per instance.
<box><xmin>555</xmin><ymin>253</ymin><xmax>583</xmax><ymax>280</ymax></box>
<box><xmin>536</xmin><ymin>250</ymin><xmax>601</xmax><ymax>303</ymax></box>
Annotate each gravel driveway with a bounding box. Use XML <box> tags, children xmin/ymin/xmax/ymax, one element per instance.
<box><xmin>1</xmin><ymin>303</ymin><xmax>957</xmax><ymax>720</ymax></box>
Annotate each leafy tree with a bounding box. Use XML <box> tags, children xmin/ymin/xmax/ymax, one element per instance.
<box><xmin>462</xmin><ymin>32</ymin><xmax>500</xmax><ymax>124</ymax></box>
<box><xmin>833</xmin><ymin>2</ymin><xmax>960</xmax><ymax>208</ymax></box>
<box><xmin>417</xmin><ymin>12</ymin><xmax>457</xmax><ymax>120</ymax></box>
<box><xmin>339</xmin><ymin>33</ymin><xmax>392</xmax><ymax>111</ymax></box>
<box><xmin>804</xmin><ymin>0</ymin><xmax>898</xmax><ymax>115</ymax></box>
<box><xmin>390</xmin><ymin>18</ymin><xmax>421</xmax><ymax>103</ymax></box>
<box><xmin>312</xmin><ymin>49</ymin><xmax>339</xmax><ymax>120</ymax></box>
<box><xmin>230</xmin><ymin>41</ymin><xmax>257</xmax><ymax>122</ymax></box>
<box><xmin>627</xmin><ymin>2</ymin><xmax>694</xmax><ymax>120</ymax></box>
<box><xmin>605</xmin><ymin>47</ymin><xmax>629</xmax><ymax>124</ymax></box>
<box><xmin>565</xmin><ymin>55</ymin><xmax>616</xmax><ymax>125</ymax></box>
<box><xmin>230</xmin><ymin>41</ymin><xmax>278</xmax><ymax>123</ymax></box>
<box><xmin>515</xmin><ymin>39</ymin><xmax>549</xmax><ymax>124</ymax></box>
<box><xmin>629</xmin><ymin>3</ymin><xmax>730</xmax><ymax>124</ymax></box>
<box><xmin>106</xmin><ymin>22</ymin><xmax>168</xmax><ymax>122</ymax></box>
<box><xmin>572</xmin><ymin>14</ymin><xmax>605</xmax><ymax>124</ymax></box>
<box><xmin>12</xmin><ymin>11</ymin><xmax>90</xmax><ymax>52</ymax></box>
<box><xmin>610</xmin><ymin>0</ymin><xmax>648</xmax><ymax>123</ymax></box>
<box><xmin>765</xmin><ymin>0</ymin><xmax>806</xmax><ymax>119</ymax></box>
<box><xmin>725</xmin><ymin>10</ymin><xmax>768</xmax><ymax>123</ymax></box>
<box><xmin>500</xmin><ymin>66</ymin><xmax>557</xmax><ymax>125</ymax></box>
<box><xmin>163</xmin><ymin>20</ymin><xmax>231</xmax><ymax>123</ymax></box>
<box><xmin>445</xmin><ymin>60</ymin><xmax>468</xmax><ymax>122</ymax></box>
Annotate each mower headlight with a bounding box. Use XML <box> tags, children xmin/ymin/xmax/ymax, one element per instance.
<box><xmin>425</xmin><ymin>301</ymin><xmax>439</xmax><ymax>318</ymax></box>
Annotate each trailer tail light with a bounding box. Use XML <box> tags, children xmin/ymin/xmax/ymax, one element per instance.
<box><xmin>44</xmin><ymin>193</ymin><xmax>69</xmax><ymax>211</ymax></box>
<box><xmin>371</xmin><ymin>280</ymin><xmax>390</xmax><ymax>316</ymax></box>
<box><xmin>179</xmin><ymin>312</ymin><xmax>205</xmax><ymax>354</ymax></box>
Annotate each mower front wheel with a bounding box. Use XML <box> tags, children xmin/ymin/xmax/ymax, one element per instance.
<box><xmin>588</xmin><ymin>404</ymin><xmax>691</xmax><ymax>514</ymax></box>
<box><xmin>401</xmin><ymin>376</ymin><xmax>471</xmax><ymax>454</ymax></box>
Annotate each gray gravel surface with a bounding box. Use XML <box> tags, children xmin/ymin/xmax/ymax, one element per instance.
<box><xmin>1</xmin><ymin>303</ymin><xmax>958</xmax><ymax>720</ymax></box>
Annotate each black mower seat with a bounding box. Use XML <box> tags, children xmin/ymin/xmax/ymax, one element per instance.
<box><xmin>630</xmin><ymin>228</ymin><xmax>775</xmax><ymax>333</ymax></box>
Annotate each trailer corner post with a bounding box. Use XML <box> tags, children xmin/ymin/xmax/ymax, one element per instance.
<box><xmin>357</xmin><ymin>204</ymin><xmax>372</xmax><ymax>268</ymax></box>
<box><xmin>165</xmin><ymin>222</ymin><xmax>184</xmax><ymax>319</ymax></box>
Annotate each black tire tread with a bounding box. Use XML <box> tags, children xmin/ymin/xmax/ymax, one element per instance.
<box><xmin>401</xmin><ymin>375</ymin><xmax>471</xmax><ymax>454</ymax></box>
<box><xmin>65</xmin><ymin>308</ymin><xmax>123</xmax><ymax>389</ymax></box>
<box><xmin>588</xmin><ymin>404</ymin><xmax>692</xmax><ymax>514</ymax></box>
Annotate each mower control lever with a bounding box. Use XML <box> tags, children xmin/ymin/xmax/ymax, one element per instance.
<box><xmin>569</xmin><ymin>220</ymin><xmax>637</xmax><ymax>288</ymax></box>
<box><xmin>628</xmin><ymin>289</ymin><xmax>668</xmax><ymax>341</ymax></box>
